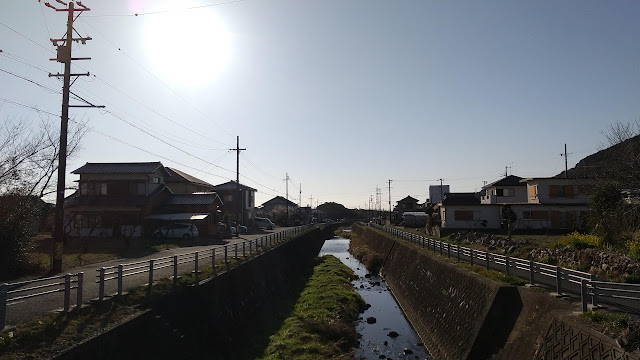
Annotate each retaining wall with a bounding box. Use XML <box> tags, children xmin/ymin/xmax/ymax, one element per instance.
<box><xmin>54</xmin><ymin>226</ymin><xmax>334</xmax><ymax>360</ymax></box>
<box><xmin>353</xmin><ymin>224</ymin><xmax>639</xmax><ymax>360</ymax></box>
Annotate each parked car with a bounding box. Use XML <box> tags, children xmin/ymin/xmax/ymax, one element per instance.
<box><xmin>153</xmin><ymin>223</ymin><xmax>198</xmax><ymax>240</ymax></box>
<box><xmin>254</xmin><ymin>217</ymin><xmax>275</xmax><ymax>230</ymax></box>
<box><xmin>230</xmin><ymin>221</ymin><xmax>248</xmax><ymax>234</ymax></box>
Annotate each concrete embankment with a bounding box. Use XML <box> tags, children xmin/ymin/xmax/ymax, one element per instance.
<box><xmin>351</xmin><ymin>224</ymin><xmax>639</xmax><ymax>360</ymax></box>
<box><xmin>54</xmin><ymin>226</ymin><xmax>335</xmax><ymax>360</ymax></box>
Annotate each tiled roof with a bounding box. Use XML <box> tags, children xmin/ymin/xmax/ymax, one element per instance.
<box><xmin>483</xmin><ymin>175</ymin><xmax>525</xmax><ymax>189</ymax></box>
<box><xmin>165</xmin><ymin>167</ymin><xmax>213</xmax><ymax>187</ymax></box>
<box><xmin>441</xmin><ymin>193</ymin><xmax>481</xmax><ymax>206</ymax></box>
<box><xmin>397</xmin><ymin>196</ymin><xmax>419</xmax><ymax>204</ymax></box>
<box><xmin>261</xmin><ymin>196</ymin><xmax>298</xmax><ymax>208</ymax></box>
<box><xmin>212</xmin><ymin>181</ymin><xmax>257</xmax><ymax>192</ymax></box>
<box><xmin>165</xmin><ymin>194</ymin><xmax>220</xmax><ymax>205</ymax></box>
<box><xmin>72</xmin><ymin>162</ymin><xmax>166</xmax><ymax>175</ymax></box>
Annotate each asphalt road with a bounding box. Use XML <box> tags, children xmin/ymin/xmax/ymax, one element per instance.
<box><xmin>3</xmin><ymin>228</ymin><xmax>286</xmax><ymax>328</ymax></box>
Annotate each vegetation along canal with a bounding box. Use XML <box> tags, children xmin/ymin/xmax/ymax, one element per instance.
<box><xmin>319</xmin><ymin>236</ymin><xmax>431</xmax><ymax>360</ymax></box>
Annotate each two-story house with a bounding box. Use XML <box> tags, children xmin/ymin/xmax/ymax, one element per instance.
<box><xmin>481</xmin><ymin>175</ymin><xmax>528</xmax><ymax>204</ymax></box>
<box><xmin>211</xmin><ymin>181</ymin><xmax>256</xmax><ymax>225</ymax></box>
<box><xmin>260</xmin><ymin>196</ymin><xmax>298</xmax><ymax>214</ymax></box>
<box><xmin>66</xmin><ymin>162</ymin><xmax>173</xmax><ymax>239</ymax></box>
<box><xmin>66</xmin><ymin>162</ymin><xmax>224</xmax><ymax>242</ymax></box>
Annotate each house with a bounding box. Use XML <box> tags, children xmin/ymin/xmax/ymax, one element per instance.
<box><xmin>439</xmin><ymin>193</ymin><xmax>501</xmax><ymax>230</ymax></box>
<box><xmin>211</xmin><ymin>181</ymin><xmax>257</xmax><ymax>225</ymax></box>
<box><xmin>481</xmin><ymin>175</ymin><xmax>527</xmax><ymax>204</ymax></box>
<box><xmin>164</xmin><ymin>167</ymin><xmax>215</xmax><ymax>194</ymax></box>
<box><xmin>260</xmin><ymin>196</ymin><xmax>298</xmax><ymax>213</ymax></box>
<box><xmin>393</xmin><ymin>195</ymin><xmax>422</xmax><ymax>224</ymax></box>
<box><xmin>66</xmin><ymin>162</ymin><xmax>224</xmax><ymax>241</ymax></box>
<box><xmin>509</xmin><ymin>177</ymin><xmax>593</xmax><ymax>231</ymax></box>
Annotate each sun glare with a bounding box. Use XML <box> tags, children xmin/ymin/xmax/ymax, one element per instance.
<box><xmin>143</xmin><ymin>6</ymin><xmax>231</xmax><ymax>89</ymax></box>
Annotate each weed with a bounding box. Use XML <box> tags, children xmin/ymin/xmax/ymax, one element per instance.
<box><xmin>581</xmin><ymin>310</ymin><xmax>629</xmax><ymax>334</ymax></box>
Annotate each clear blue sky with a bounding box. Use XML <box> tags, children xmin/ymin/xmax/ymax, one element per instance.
<box><xmin>1</xmin><ymin>0</ymin><xmax>639</xmax><ymax>209</ymax></box>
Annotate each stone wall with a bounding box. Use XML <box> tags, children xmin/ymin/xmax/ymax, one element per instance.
<box><xmin>351</xmin><ymin>225</ymin><xmax>521</xmax><ymax>360</ymax></box>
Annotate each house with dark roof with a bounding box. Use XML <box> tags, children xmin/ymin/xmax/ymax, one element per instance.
<box><xmin>212</xmin><ymin>181</ymin><xmax>257</xmax><ymax>225</ymax></box>
<box><xmin>260</xmin><ymin>196</ymin><xmax>298</xmax><ymax>213</ymax></box>
<box><xmin>481</xmin><ymin>175</ymin><xmax>527</xmax><ymax>204</ymax></box>
<box><xmin>66</xmin><ymin>162</ymin><xmax>224</xmax><ymax>242</ymax></box>
<box><xmin>165</xmin><ymin>167</ymin><xmax>215</xmax><ymax>194</ymax></box>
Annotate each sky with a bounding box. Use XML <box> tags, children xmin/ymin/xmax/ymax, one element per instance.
<box><xmin>1</xmin><ymin>0</ymin><xmax>639</xmax><ymax>210</ymax></box>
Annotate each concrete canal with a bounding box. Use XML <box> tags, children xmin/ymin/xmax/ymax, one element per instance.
<box><xmin>319</xmin><ymin>236</ymin><xmax>431</xmax><ymax>360</ymax></box>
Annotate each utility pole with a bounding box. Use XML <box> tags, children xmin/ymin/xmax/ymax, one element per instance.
<box><xmin>47</xmin><ymin>1</ymin><xmax>102</xmax><ymax>273</ymax></box>
<box><xmin>284</xmin><ymin>173</ymin><xmax>291</xmax><ymax>224</ymax></box>
<box><xmin>388</xmin><ymin>179</ymin><xmax>392</xmax><ymax>225</ymax></box>
<box><xmin>309</xmin><ymin>194</ymin><xmax>313</xmax><ymax>223</ymax></box>
<box><xmin>439</xmin><ymin>178</ymin><xmax>444</xmax><ymax>204</ymax></box>
<box><xmin>560</xmin><ymin>144</ymin><xmax>568</xmax><ymax>178</ymax></box>
<box><xmin>299</xmin><ymin>184</ymin><xmax>301</xmax><ymax>208</ymax></box>
<box><xmin>230</xmin><ymin>136</ymin><xmax>246</xmax><ymax>225</ymax></box>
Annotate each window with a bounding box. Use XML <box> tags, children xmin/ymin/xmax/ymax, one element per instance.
<box><xmin>454</xmin><ymin>210</ymin><xmax>474</xmax><ymax>221</ymax></box>
<box><xmin>224</xmin><ymin>194</ymin><xmax>233</xmax><ymax>202</ymax></box>
<box><xmin>152</xmin><ymin>177</ymin><xmax>160</xmax><ymax>184</ymax></box>
<box><xmin>80</xmin><ymin>182</ymin><xmax>107</xmax><ymax>196</ymax></box>
<box><xmin>521</xmin><ymin>211</ymin><xmax>549</xmax><ymax>220</ymax></box>
<box><xmin>549</xmin><ymin>185</ymin><xmax>575</xmax><ymax>198</ymax></box>
<box><xmin>129</xmin><ymin>182</ymin><xmax>146</xmax><ymax>196</ymax></box>
<box><xmin>496</xmin><ymin>188</ymin><xmax>515</xmax><ymax>197</ymax></box>
<box><xmin>73</xmin><ymin>214</ymin><xmax>102</xmax><ymax>228</ymax></box>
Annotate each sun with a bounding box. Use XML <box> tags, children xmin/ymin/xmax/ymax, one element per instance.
<box><xmin>143</xmin><ymin>5</ymin><xmax>231</xmax><ymax>89</ymax></box>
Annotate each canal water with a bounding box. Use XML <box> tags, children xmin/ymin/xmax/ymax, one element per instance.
<box><xmin>319</xmin><ymin>237</ymin><xmax>431</xmax><ymax>360</ymax></box>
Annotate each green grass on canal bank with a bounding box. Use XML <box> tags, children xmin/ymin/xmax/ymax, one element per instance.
<box><xmin>256</xmin><ymin>255</ymin><xmax>366</xmax><ymax>360</ymax></box>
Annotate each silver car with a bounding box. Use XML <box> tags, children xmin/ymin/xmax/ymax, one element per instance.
<box><xmin>153</xmin><ymin>223</ymin><xmax>199</xmax><ymax>240</ymax></box>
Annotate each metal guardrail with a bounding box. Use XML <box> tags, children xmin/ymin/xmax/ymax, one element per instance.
<box><xmin>370</xmin><ymin>223</ymin><xmax>640</xmax><ymax>314</ymax></box>
<box><xmin>0</xmin><ymin>225</ymin><xmax>313</xmax><ymax>330</ymax></box>
<box><xmin>0</xmin><ymin>273</ymin><xmax>83</xmax><ymax>330</ymax></box>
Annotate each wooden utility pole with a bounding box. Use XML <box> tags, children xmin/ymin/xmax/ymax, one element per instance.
<box><xmin>230</xmin><ymin>136</ymin><xmax>246</xmax><ymax>225</ymax></box>
<box><xmin>47</xmin><ymin>1</ymin><xmax>101</xmax><ymax>273</ymax></box>
<box><xmin>388</xmin><ymin>179</ymin><xmax>392</xmax><ymax>225</ymax></box>
<box><xmin>561</xmin><ymin>144</ymin><xmax>568</xmax><ymax>178</ymax></box>
<box><xmin>284</xmin><ymin>173</ymin><xmax>290</xmax><ymax>224</ymax></box>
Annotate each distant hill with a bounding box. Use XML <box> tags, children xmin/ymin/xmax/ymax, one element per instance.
<box><xmin>557</xmin><ymin>134</ymin><xmax>640</xmax><ymax>179</ymax></box>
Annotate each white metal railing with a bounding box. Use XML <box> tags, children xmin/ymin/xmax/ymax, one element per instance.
<box><xmin>370</xmin><ymin>223</ymin><xmax>640</xmax><ymax>314</ymax></box>
<box><xmin>1</xmin><ymin>225</ymin><xmax>314</xmax><ymax>330</ymax></box>
<box><xmin>0</xmin><ymin>272</ymin><xmax>83</xmax><ymax>329</ymax></box>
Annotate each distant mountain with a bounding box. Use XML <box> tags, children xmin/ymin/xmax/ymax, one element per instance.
<box><xmin>557</xmin><ymin>134</ymin><xmax>640</xmax><ymax>179</ymax></box>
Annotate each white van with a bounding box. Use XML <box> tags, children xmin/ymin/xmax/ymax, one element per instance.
<box><xmin>254</xmin><ymin>217</ymin><xmax>275</xmax><ymax>230</ymax></box>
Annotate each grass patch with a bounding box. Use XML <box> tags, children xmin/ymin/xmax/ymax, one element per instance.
<box><xmin>348</xmin><ymin>243</ymin><xmax>383</xmax><ymax>274</ymax></box>
<box><xmin>257</xmin><ymin>255</ymin><xmax>365</xmax><ymax>360</ymax></box>
<box><xmin>581</xmin><ymin>311</ymin><xmax>629</xmax><ymax>334</ymax></box>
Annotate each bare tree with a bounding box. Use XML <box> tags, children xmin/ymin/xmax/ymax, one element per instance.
<box><xmin>0</xmin><ymin>115</ymin><xmax>86</xmax><ymax>198</ymax></box>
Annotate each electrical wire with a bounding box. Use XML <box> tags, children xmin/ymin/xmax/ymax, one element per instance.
<box><xmin>0</xmin><ymin>21</ymin><xmax>54</xmax><ymax>53</ymax></box>
<box><xmin>84</xmin><ymin>0</ymin><xmax>249</xmax><ymax>17</ymax></box>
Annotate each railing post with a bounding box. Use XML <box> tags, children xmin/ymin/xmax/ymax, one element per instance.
<box><xmin>243</xmin><ymin>241</ymin><xmax>246</xmax><ymax>258</ymax></box>
<box><xmin>76</xmin><ymin>272</ymin><xmax>83</xmax><ymax>310</ymax></box>
<box><xmin>592</xmin><ymin>282</ymin><xmax>599</xmax><ymax>307</ymax></box>
<box><xmin>174</xmin><ymin>255</ymin><xmax>179</xmax><ymax>285</ymax></box>
<box><xmin>581</xmin><ymin>280</ymin><xmax>588</xmax><ymax>313</ymax></box>
<box><xmin>529</xmin><ymin>260</ymin><xmax>535</xmax><ymax>286</ymax></box>
<box><xmin>64</xmin><ymin>273</ymin><xmax>71</xmax><ymax>312</ymax></box>
<box><xmin>234</xmin><ymin>243</ymin><xmax>238</xmax><ymax>260</ymax></box>
<box><xmin>195</xmin><ymin>251</ymin><xmax>199</xmax><ymax>284</ymax></box>
<box><xmin>470</xmin><ymin>249</ymin><xmax>474</xmax><ymax>267</ymax></box>
<box><xmin>505</xmin><ymin>256</ymin><xmax>510</xmax><ymax>276</ymax></box>
<box><xmin>117</xmin><ymin>265</ymin><xmax>123</xmax><ymax>296</ymax></box>
<box><xmin>224</xmin><ymin>245</ymin><xmax>228</xmax><ymax>263</ymax></box>
<box><xmin>0</xmin><ymin>283</ymin><xmax>7</xmax><ymax>330</ymax></box>
<box><xmin>211</xmin><ymin>250</ymin><xmax>217</xmax><ymax>276</ymax></box>
<box><xmin>148</xmin><ymin>259</ymin><xmax>154</xmax><ymax>297</ymax></box>
<box><xmin>249</xmin><ymin>240</ymin><xmax>253</xmax><ymax>255</ymax></box>
<box><xmin>485</xmin><ymin>251</ymin><xmax>490</xmax><ymax>270</ymax></box>
<box><xmin>447</xmin><ymin>243</ymin><xmax>451</xmax><ymax>258</ymax></box>
<box><xmin>456</xmin><ymin>245</ymin><xmax>460</xmax><ymax>263</ymax></box>
<box><xmin>98</xmin><ymin>267</ymin><xmax>106</xmax><ymax>301</ymax></box>
<box><xmin>440</xmin><ymin>241</ymin><xmax>443</xmax><ymax>256</ymax></box>
<box><xmin>555</xmin><ymin>266</ymin><xmax>562</xmax><ymax>295</ymax></box>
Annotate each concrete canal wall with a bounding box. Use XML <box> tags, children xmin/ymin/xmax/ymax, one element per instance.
<box><xmin>54</xmin><ymin>225</ymin><xmax>335</xmax><ymax>360</ymax></box>
<box><xmin>351</xmin><ymin>224</ymin><xmax>638</xmax><ymax>360</ymax></box>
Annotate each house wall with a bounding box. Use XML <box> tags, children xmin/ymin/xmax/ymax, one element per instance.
<box><xmin>510</xmin><ymin>204</ymin><xmax>589</xmax><ymax>230</ymax></box>
<box><xmin>526</xmin><ymin>179</ymin><xmax>590</xmax><ymax>205</ymax></box>
<box><xmin>481</xmin><ymin>186</ymin><xmax>528</xmax><ymax>204</ymax></box>
<box><xmin>441</xmin><ymin>205</ymin><xmax>501</xmax><ymax>229</ymax></box>
<box><xmin>79</xmin><ymin>169</ymin><xmax>166</xmax><ymax>196</ymax></box>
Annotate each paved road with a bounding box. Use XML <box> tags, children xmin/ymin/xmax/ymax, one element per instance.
<box><xmin>3</xmin><ymin>228</ymin><xmax>291</xmax><ymax>328</ymax></box>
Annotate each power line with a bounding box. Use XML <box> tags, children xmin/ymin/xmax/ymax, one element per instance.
<box><xmin>80</xmin><ymin>18</ymin><xmax>233</xmax><ymax>136</ymax></box>
<box><xmin>0</xmin><ymin>21</ymin><xmax>54</xmax><ymax>53</ymax></box>
<box><xmin>83</xmin><ymin>0</ymin><xmax>249</xmax><ymax>17</ymax></box>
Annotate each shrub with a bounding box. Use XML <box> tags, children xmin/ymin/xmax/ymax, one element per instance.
<box><xmin>626</xmin><ymin>233</ymin><xmax>640</xmax><ymax>259</ymax></box>
<box><xmin>564</xmin><ymin>231</ymin><xmax>601</xmax><ymax>250</ymax></box>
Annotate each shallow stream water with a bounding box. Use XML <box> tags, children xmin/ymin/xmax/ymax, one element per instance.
<box><xmin>318</xmin><ymin>236</ymin><xmax>432</xmax><ymax>360</ymax></box>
